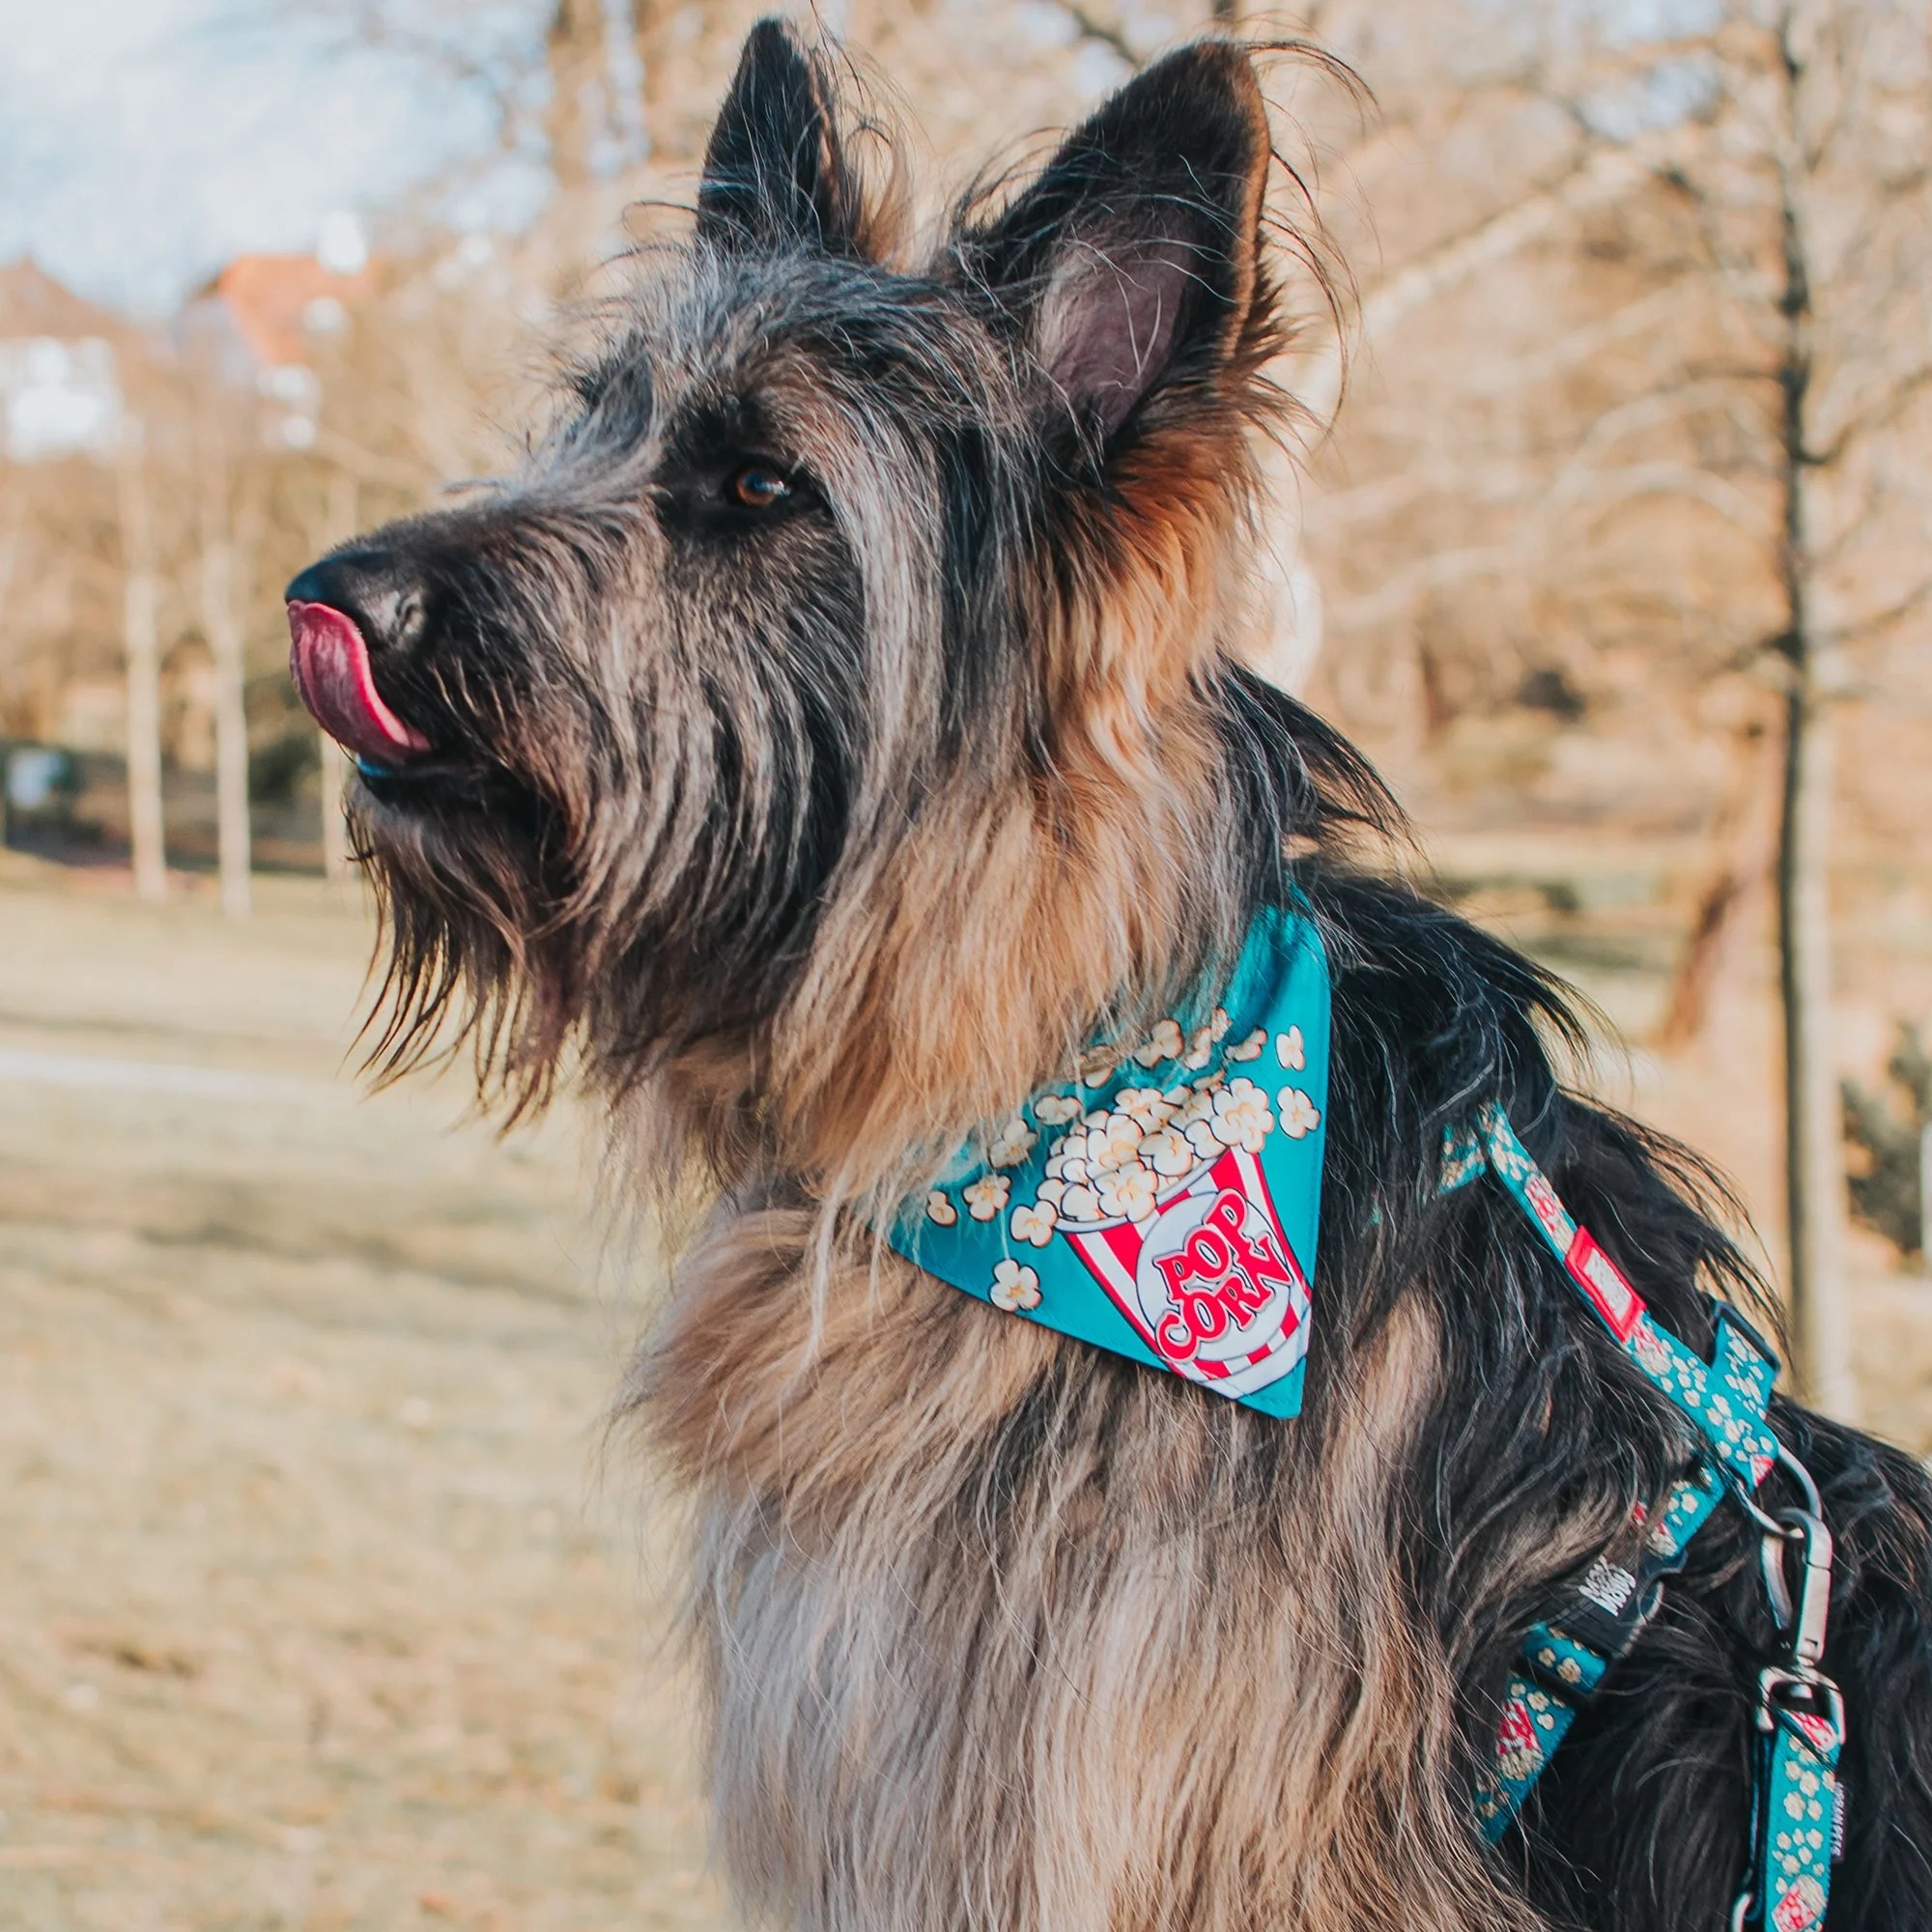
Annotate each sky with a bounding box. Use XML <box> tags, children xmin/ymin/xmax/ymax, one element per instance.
<box><xmin>0</xmin><ymin>0</ymin><xmax>557</xmax><ymax>318</ymax></box>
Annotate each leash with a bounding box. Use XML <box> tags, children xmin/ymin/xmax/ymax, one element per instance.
<box><xmin>1443</xmin><ymin>1103</ymin><xmax>1845</xmax><ymax>1931</ymax></box>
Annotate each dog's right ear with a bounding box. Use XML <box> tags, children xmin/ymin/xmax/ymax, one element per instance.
<box><xmin>696</xmin><ymin>17</ymin><xmax>862</xmax><ymax>256</ymax></box>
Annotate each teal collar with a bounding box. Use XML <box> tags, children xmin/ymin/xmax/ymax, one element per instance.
<box><xmin>890</xmin><ymin>904</ymin><xmax>1331</xmax><ymax>1417</ymax></box>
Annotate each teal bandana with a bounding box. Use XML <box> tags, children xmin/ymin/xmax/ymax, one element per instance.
<box><xmin>891</xmin><ymin>904</ymin><xmax>1331</xmax><ymax>1417</ymax></box>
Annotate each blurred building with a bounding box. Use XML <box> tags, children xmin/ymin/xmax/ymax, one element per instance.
<box><xmin>182</xmin><ymin>233</ymin><xmax>376</xmax><ymax>449</ymax></box>
<box><xmin>0</xmin><ymin>262</ymin><xmax>128</xmax><ymax>463</ymax></box>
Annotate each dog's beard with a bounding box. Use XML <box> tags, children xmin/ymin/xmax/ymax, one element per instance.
<box><xmin>351</xmin><ymin>658</ymin><xmax>855</xmax><ymax>1125</ymax></box>
<box><xmin>352</xmin><ymin>758</ymin><xmax>582</xmax><ymax>1112</ymax></box>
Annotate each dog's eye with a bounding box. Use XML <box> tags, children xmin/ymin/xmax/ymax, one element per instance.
<box><xmin>725</xmin><ymin>463</ymin><xmax>795</xmax><ymax>511</ymax></box>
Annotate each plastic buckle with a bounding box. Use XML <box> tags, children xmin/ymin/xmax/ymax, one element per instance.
<box><xmin>1549</xmin><ymin>1562</ymin><xmax>1667</xmax><ymax>1666</ymax></box>
<box><xmin>1756</xmin><ymin>1663</ymin><xmax>1846</xmax><ymax>1754</ymax></box>
<box><xmin>1715</xmin><ymin>1300</ymin><xmax>1783</xmax><ymax>1379</ymax></box>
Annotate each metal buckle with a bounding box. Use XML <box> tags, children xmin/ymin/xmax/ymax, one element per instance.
<box><xmin>1773</xmin><ymin>1439</ymin><xmax>1824</xmax><ymax>1515</ymax></box>
<box><xmin>1723</xmin><ymin>1433</ymin><xmax>1838</xmax><ymax>1932</ymax></box>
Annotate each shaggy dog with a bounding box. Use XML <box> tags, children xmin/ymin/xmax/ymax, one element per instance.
<box><xmin>288</xmin><ymin>22</ymin><xmax>1932</xmax><ymax>1930</ymax></box>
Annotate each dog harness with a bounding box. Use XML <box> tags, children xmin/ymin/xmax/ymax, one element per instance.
<box><xmin>1442</xmin><ymin>1105</ymin><xmax>1844</xmax><ymax>1932</ymax></box>
<box><xmin>890</xmin><ymin>904</ymin><xmax>1844</xmax><ymax>1930</ymax></box>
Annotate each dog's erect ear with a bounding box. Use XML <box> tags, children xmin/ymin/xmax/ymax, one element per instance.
<box><xmin>697</xmin><ymin>17</ymin><xmax>861</xmax><ymax>255</ymax></box>
<box><xmin>969</xmin><ymin>42</ymin><xmax>1272</xmax><ymax>437</ymax></box>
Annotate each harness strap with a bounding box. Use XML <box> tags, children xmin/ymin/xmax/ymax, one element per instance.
<box><xmin>1739</xmin><ymin>1671</ymin><xmax>1843</xmax><ymax>1931</ymax></box>
<box><xmin>1445</xmin><ymin>1107</ymin><xmax>1780</xmax><ymax>1487</ymax></box>
<box><xmin>1442</xmin><ymin>1105</ymin><xmax>1843</xmax><ymax>1930</ymax></box>
<box><xmin>1472</xmin><ymin>1456</ymin><xmax>1731</xmax><ymax>1840</ymax></box>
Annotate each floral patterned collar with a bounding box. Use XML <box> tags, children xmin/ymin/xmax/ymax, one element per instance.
<box><xmin>890</xmin><ymin>903</ymin><xmax>1330</xmax><ymax>1416</ymax></box>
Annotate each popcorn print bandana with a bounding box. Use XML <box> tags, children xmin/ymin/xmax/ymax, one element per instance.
<box><xmin>892</xmin><ymin>904</ymin><xmax>1331</xmax><ymax>1417</ymax></box>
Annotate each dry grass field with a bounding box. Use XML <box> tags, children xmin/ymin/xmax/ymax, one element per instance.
<box><xmin>0</xmin><ymin>857</ymin><xmax>726</xmax><ymax>1932</ymax></box>
<box><xmin>1</xmin><ymin>804</ymin><xmax>1928</xmax><ymax>1931</ymax></box>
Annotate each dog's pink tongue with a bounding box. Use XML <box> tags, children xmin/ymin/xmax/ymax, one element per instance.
<box><xmin>287</xmin><ymin>601</ymin><xmax>430</xmax><ymax>762</ymax></box>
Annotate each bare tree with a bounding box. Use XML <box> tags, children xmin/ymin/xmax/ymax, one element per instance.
<box><xmin>547</xmin><ymin>0</ymin><xmax>649</xmax><ymax>188</ymax></box>
<box><xmin>116</xmin><ymin>433</ymin><xmax>166</xmax><ymax>901</ymax></box>
<box><xmin>199</xmin><ymin>441</ymin><xmax>255</xmax><ymax>916</ymax></box>
<box><xmin>1764</xmin><ymin>1</ymin><xmax>1851</xmax><ymax>1415</ymax></box>
<box><xmin>1290</xmin><ymin>0</ymin><xmax>1932</xmax><ymax>1412</ymax></box>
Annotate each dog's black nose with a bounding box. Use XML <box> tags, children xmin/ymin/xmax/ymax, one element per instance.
<box><xmin>285</xmin><ymin>550</ymin><xmax>424</xmax><ymax>657</ymax></box>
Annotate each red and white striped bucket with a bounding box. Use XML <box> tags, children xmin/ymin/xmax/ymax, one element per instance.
<box><xmin>1061</xmin><ymin>1146</ymin><xmax>1310</xmax><ymax>1402</ymax></box>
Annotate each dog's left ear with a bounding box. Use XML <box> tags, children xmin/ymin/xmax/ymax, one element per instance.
<box><xmin>697</xmin><ymin>17</ymin><xmax>862</xmax><ymax>255</ymax></box>
<box><xmin>967</xmin><ymin>42</ymin><xmax>1272</xmax><ymax>440</ymax></box>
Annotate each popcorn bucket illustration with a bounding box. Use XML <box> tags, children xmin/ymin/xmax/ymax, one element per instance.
<box><xmin>1494</xmin><ymin>1694</ymin><xmax>1548</xmax><ymax>1783</ymax></box>
<box><xmin>895</xmin><ymin>907</ymin><xmax>1333</xmax><ymax>1419</ymax></box>
<box><xmin>1058</xmin><ymin>1142</ymin><xmax>1310</xmax><ymax>1402</ymax></box>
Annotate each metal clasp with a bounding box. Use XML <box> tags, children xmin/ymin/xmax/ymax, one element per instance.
<box><xmin>1743</xmin><ymin>1442</ymin><xmax>1832</xmax><ymax>1662</ymax></box>
<box><xmin>1769</xmin><ymin>1508</ymin><xmax>1834</xmax><ymax>1667</ymax></box>
<box><xmin>1724</xmin><ymin>1439</ymin><xmax>1841</xmax><ymax>1929</ymax></box>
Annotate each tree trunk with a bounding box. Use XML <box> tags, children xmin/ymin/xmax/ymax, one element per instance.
<box><xmin>118</xmin><ymin>441</ymin><xmax>167</xmax><ymax>901</ymax></box>
<box><xmin>1920</xmin><ymin>1122</ymin><xmax>1932</xmax><ymax>1280</ymax></box>
<box><xmin>600</xmin><ymin>0</ymin><xmax>648</xmax><ymax>166</ymax></box>
<box><xmin>547</xmin><ymin>0</ymin><xmax>589</xmax><ymax>187</ymax></box>
<box><xmin>203</xmin><ymin>538</ymin><xmax>252</xmax><ymax>917</ymax></box>
<box><xmin>201</xmin><ymin>461</ymin><xmax>253</xmax><ymax>917</ymax></box>
<box><xmin>319</xmin><ymin>469</ymin><xmax>359</xmax><ymax>885</ymax></box>
<box><xmin>1778</xmin><ymin>654</ymin><xmax>1854</xmax><ymax>1414</ymax></box>
<box><xmin>1772</xmin><ymin>13</ymin><xmax>1856</xmax><ymax>1415</ymax></box>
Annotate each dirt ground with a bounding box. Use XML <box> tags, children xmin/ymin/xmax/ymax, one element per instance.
<box><xmin>2</xmin><ymin>821</ymin><xmax>1929</xmax><ymax>1932</ymax></box>
<box><xmin>0</xmin><ymin>858</ymin><xmax>726</xmax><ymax>1932</ymax></box>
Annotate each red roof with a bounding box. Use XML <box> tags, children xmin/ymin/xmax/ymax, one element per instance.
<box><xmin>212</xmin><ymin>255</ymin><xmax>373</xmax><ymax>368</ymax></box>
